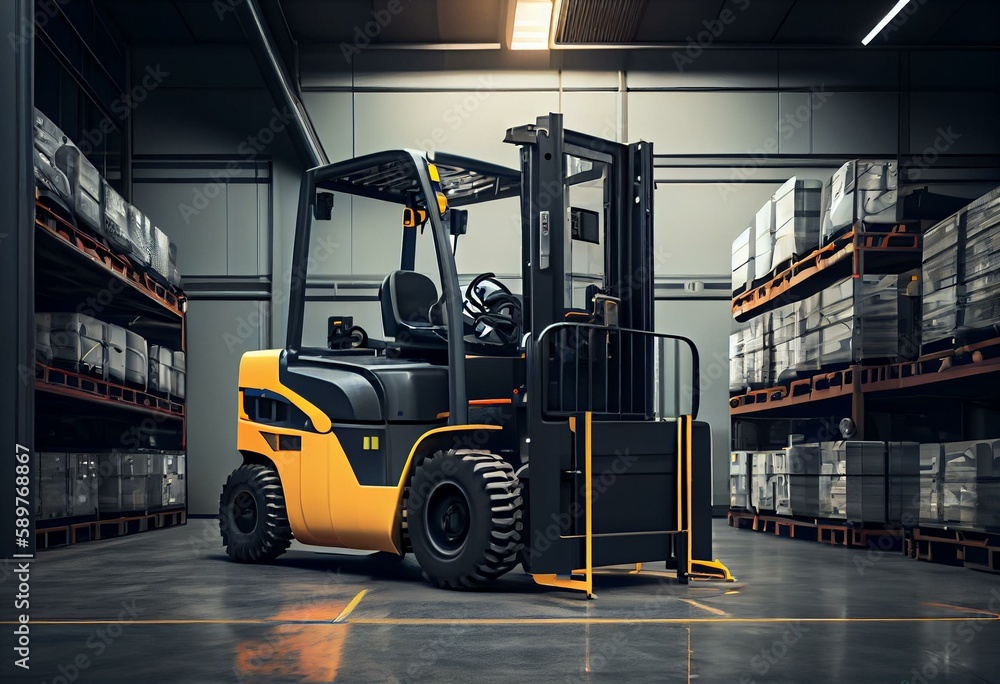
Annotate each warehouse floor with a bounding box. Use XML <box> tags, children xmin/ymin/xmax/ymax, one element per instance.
<box><xmin>8</xmin><ymin>519</ymin><xmax>1000</xmax><ymax>683</ymax></box>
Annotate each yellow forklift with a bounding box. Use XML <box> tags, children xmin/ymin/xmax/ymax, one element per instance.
<box><xmin>219</xmin><ymin>113</ymin><xmax>731</xmax><ymax>593</ymax></box>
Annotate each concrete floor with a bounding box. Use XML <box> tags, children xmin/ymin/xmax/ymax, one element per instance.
<box><xmin>3</xmin><ymin>519</ymin><xmax>1000</xmax><ymax>683</ymax></box>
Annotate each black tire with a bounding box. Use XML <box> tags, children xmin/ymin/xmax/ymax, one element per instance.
<box><xmin>219</xmin><ymin>463</ymin><xmax>293</xmax><ymax>563</ymax></box>
<box><xmin>406</xmin><ymin>449</ymin><xmax>523</xmax><ymax>589</ymax></box>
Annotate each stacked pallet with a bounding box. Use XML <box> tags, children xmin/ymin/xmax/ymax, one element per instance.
<box><xmin>732</xmin><ymin>441</ymin><xmax>919</xmax><ymax>526</ymax></box>
<box><xmin>921</xmin><ymin>187</ymin><xmax>1000</xmax><ymax>349</ymax></box>
<box><xmin>35</xmin><ymin>313</ymin><xmax>185</xmax><ymax>400</ymax></box>
<box><xmin>919</xmin><ymin>440</ymin><xmax>1000</xmax><ymax>530</ymax></box>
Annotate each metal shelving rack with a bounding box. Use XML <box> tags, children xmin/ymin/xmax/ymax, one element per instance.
<box><xmin>33</xmin><ymin>197</ymin><xmax>188</xmax><ymax>549</ymax></box>
<box><xmin>729</xmin><ymin>220</ymin><xmax>1000</xmax><ymax>572</ymax></box>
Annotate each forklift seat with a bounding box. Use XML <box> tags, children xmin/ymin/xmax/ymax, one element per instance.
<box><xmin>380</xmin><ymin>270</ymin><xmax>445</xmax><ymax>344</ymax></box>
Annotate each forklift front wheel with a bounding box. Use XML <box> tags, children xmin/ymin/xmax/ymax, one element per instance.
<box><xmin>219</xmin><ymin>463</ymin><xmax>293</xmax><ymax>563</ymax></box>
<box><xmin>406</xmin><ymin>449</ymin><xmax>524</xmax><ymax>589</ymax></box>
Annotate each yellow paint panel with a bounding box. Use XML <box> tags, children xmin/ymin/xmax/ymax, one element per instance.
<box><xmin>372</xmin><ymin>435</ymin><xmax>379</xmax><ymax>450</ymax></box>
<box><xmin>239</xmin><ymin>350</ymin><xmax>332</xmax><ymax>433</ymax></box>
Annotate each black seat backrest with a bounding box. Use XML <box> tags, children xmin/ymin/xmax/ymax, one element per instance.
<box><xmin>380</xmin><ymin>270</ymin><xmax>440</xmax><ymax>339</ymax></box>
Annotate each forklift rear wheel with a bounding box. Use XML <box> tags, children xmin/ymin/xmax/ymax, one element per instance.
<box><xmin>407</xmin><ymin>449</ymin><xmax>523</xmax><ymax>589</ymax></box>
<box><xmin>219</xmin><ymin>463</ymin><xmax>293</xmax><ymax>563</ymax></box>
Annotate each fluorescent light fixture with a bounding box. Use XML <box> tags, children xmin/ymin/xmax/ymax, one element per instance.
<box><xmin>511</xmin><ymin>0</ymin><xmax>553</xmax><ymax>50</ymax></box>
<box><xmin>862</xmin><ymin>0</ymin><xmax>910</xmax><ymax>45</ymax></box>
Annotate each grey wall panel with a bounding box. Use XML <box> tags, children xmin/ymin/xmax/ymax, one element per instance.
<box><xmin>305</xmin><ymin>198</ymin><xmax>355</xmax><ymax>277</ymax></box>
<box><xmin>627</xmin><ymin>50</ymin><xmax>779</xmax><ymax>90</ymax></box>
<box><xmin>227</xmin><ymin>183</ymin><xmax>266</xmax><ymax>276</ymax></box>
<box><xmin>653</xmin><ymin>182</ymin><xmax>777</xmax><ymax>277</ymax></box>
<box><xmin>655</xmin><ymin>299</ymin><xmax>733</xmax><ymax>507</ymax></box>
<box><xmin>185</xmin><ymin>299</ymin><xmax>268</xmax><ymax>515</ymax></box>
<box><xmin>778</xmin><ymin>92</ymin><xmax>812</xmax><ymax>154</ymax></box>
<box><xmin>454</xmin><ymin>196</ymin><xmax>523</xmax><ymax>278</ymax></box>
<box><xmin>300</xmin><ymin>91</ymin><xmax>356</xmax><ymax>161</ymax></box>
<box><xmin>910</xmin><ymin>92</ymin><xmax>1000</xmax><ymax>155</ymax></box>
<box><xmin>353</xmin><ymin>90</ymin><xmax>557</xmax><ymax>163</ymax></box>
<box><xmin>560</xmin><ymin>90</ymin><xmax>621</xmax><ymax>140</ymax></box>
<box><xmin>909</xmin><ymin>52</ymin><xmax>1000</xmax><ymax>91</ymax></box>
<box><xmin>778</xmin><ymin>50</ymin><xmax>899</xmax><ymax>89</ymax></box>
<box><xmin>133</xmin><ymin>182</ymin><xmax>229</xmax><ymax>276</ymax></box>
<box><xmin>629</xmin><ymin>92</ymin><xmax>779</xmax><ymax>155</ymax></box>
<box><xmin>811</xmin><ymin>91</ymin><xmax>899</xmax><ymax>155</ymax></box>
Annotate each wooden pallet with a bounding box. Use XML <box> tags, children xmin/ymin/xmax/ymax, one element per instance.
<box><xmin>35</xmin><ymin>508</ymin><xmax>187</xmax><ymax>550</ymax></box>
<box><xmin>728</xmin><ymin>509</ymin><xmax>903</xmax><ymax>549</ymax></box>
<box><xmin>905</xmin><ymin>525</ymin><xmax>1000</xmax><ymax>574</ymax></box>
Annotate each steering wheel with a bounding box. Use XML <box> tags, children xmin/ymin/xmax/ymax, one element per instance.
<box><xmin>464</xmin><ymin>273</ymin><xmax>521</xmax><ymax>345</ymax></box>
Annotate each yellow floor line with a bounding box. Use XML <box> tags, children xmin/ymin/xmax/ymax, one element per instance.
<box><xmin>680</xmin><ymin>599</ymin><xmax>728</xmax><ymax>617</ymax></box>
<box><xmin>347</xmin><ymin>616</ymin><xmax>1000</xmax><ymax>626</ymax></box>
<box><xmin>4</xmin><ymin>615</ymin><xmax>997</xmax><ymax>628</ymax></box>
<box><xmin>334</xmin><ymin>589</ymin><xmax>368</xmax><ymax>623</ymax></box>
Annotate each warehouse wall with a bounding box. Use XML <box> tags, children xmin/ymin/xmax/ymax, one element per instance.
<box><xmin>298</xmin><ymin>46</ymin><xmax>1000</xmax><ymax>507</ymax></box>
<box><xmin>130</xmin><ymin>44</ymin><xmax>304</xmax><ymax>515</ymax></box>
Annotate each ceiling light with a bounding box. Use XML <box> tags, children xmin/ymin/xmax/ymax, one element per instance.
<box><xmin>862</xmin><ymin>0</ymin><xmax>910</xmax><ymax>45</ymax></box>
<box><xmin>510</xmin><ymin>0</ymin><xmax>553</xmax><ymax>50</ymax></box>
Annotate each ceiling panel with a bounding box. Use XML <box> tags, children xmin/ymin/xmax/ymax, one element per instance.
<box><xmin>772</xmin><ymin>0</ymin><xmax>901</xmax><ymax>45</ymax></box>
<box><xmin>932</xmin><ymin>0</ymin><xmax>1000</xmax><ymax>44</ymax></box>
<box><xmin>634</xmin><ymin>0</ymin><xmax>727</xmax><ymax>42</ymax></box>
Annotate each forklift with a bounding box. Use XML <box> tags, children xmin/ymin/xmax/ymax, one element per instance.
<box><xmin>219</xmin><ymin>113</ymin><xmax>731</xmax><ymax>594</ymax></box>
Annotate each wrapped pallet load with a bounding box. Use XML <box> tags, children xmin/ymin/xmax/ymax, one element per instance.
<box><xmin>921</xmin><ymin>211</ymin><xmax>964</xmax><ymax>348</ymax></box>
<box><xmin>753</xmin><ymin>199</ymin><xmax>775</xmax><ymax>282</ymax></box>
<box><xmin>126</xmin><ymin>204</ymin><xmax>152</xmax><ymax>268</ymax></box>
<box><xmin>771</xmin><ymin>177</ymin><xmax>822</xmax><ymax>266</ymax></box>
<box><xmin>101</xmin><ymin>179</ymin><xmax>131</xmax><ymax>253</ymax></box>
<box><xmin>32</xmin><ymin>109</ymin><xmax>73</xmax><ymax>206</ymax></box>
<box><xmin>730</xmin><ymin>452</ymin><xmax>751</xmax><ymax>510</ymax></box>
<box><xmin>54</xmin><ymin>145</ymin><xmax>102</xmax><ymax>236</ymax></box>
<box><xmin>124</xmin><ymin>330</ymin><xmax>148</xmax><ymax>390</ymax></box>
<box><xmin>48</xmin><ymin>313</ymin><xmax>106</xmax><ymax>378</ymax></box>
<box><xmin>105</xmin><ymin>323</ymin><xmax>127</xmax><ymax>386</ymax></box>
<box><xmin>821</xmin><ymin>160</ymin><xmax>899</xmax><ymax>244</ymax></box>
<box><xmin>962</xmin><ymin>187</ymin><xmax>1000</xmax><ymax>336</ymax></box>
<box><xmin>731</xmin><ymin>226</ymin><xmax>754</xmax><ymax>296</ymax></box>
